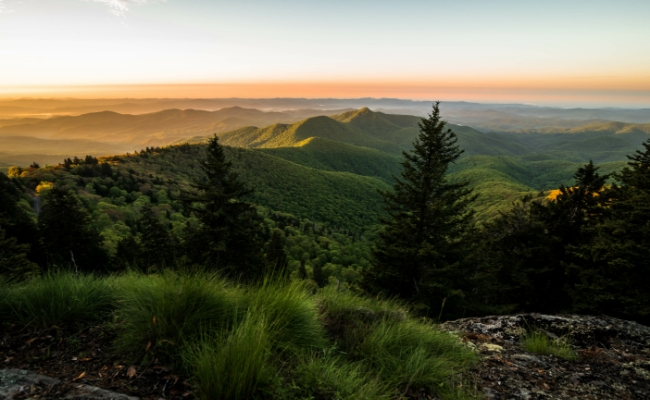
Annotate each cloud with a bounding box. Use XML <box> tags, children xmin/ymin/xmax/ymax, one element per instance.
<box><xmin>86</xmin><ymin>0</ymin><xmax>162</xmax><ymax>17</ymax></box>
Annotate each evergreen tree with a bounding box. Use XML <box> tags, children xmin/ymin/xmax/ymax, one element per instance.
<box><xmin>114</xmin><ymin>235</ymin><xmax>142</xmax><ymax>271</ymax></box>
<box><xmin>184</xmin><ymin>135</ymin><xmax>265</xmax><ymax>279</ymax></box>
<box><xmin>0</xmin><ymin>172</ymin><xmax>45</xmax><ymax>267</ymax></box>
<box><xmin>483</xmin><ymin>161</ymin><xmax>609</xmax><ymax>313</ymax></box>
<box><xmin>482</xmin><ymin>195</ymin><xmax>562</xmax><ymax>312</ymax></box>
<box><xmin>363</xmin><ymin>102</ymin><xmax>476</xmax><ymax>318</ymax></box>
<box><xmin>312</xmin><ymin>260</ymin><xmax>326</xmax><ymax>288</ymax></box>
<box><xmin>38</xmin><ymin>187</ymin><xmax>108</xmax><ymax>272</ymax></box>
<box><xmin>569</xmin><ymin>141</ymin><xmax>650</xmax><ymax>323</ymax></box>
<box><xmin>265</xmin><ymin>228</ymin><xmax>288</xmax><ymax>276</ymax></box>
<box><xmin>0</xmin><ymin>228</ymin><xmax>39</xmax><ymax>280</ymax></box>
<box><xmin>297</xmin><ymin>260</ymin><xmax>308</xmax><ymax>280</ymax></box>
<box><xmin>139</xmin><ymin>206</ymin><xmax>175</xmax><ymax>271</ymax></box>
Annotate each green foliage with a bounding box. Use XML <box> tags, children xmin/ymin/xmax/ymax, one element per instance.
<box><xmin>183</xmin><ymin>135</ymin><xmax>265</xmax><ymax>278</ymax></box>
<box><xmin>0</xmin><ymin>172</ymin><xmax>45</xmax><ymax>268</ymax></box>
<box><xmin>522</xmin><ymin>330</ymin><xmax>577</xmax><ymax>361</ymax></box>
<box><xmin>138</xmin><ymin>206</ymin><xmax>176</xmax><ymax>271</ymax></box>
<box><xmin>364</xmin><ymin>102</ymin><xmax>477</xmax><ymax>318</ymax></box>
<box><xmin>0</xmin><ymin>228</ymin><xmax>40</xmax><ymax>281</ymax></box>
<box><xmin>1</xmin><ymin>271</ymin><xmax>115</xmax><ymax>326</ymax></box>
<box><xmin>568</xmin><ymin>139</ymin><xmax>650</xmax><ymax>323</ymax></box>
<box><xmin>39</xmin><ymin>187</ymin><xmax>109</xmax><ymax>272</ymax></box>
<box><xmin>264</xmin><ymin>228</ymin><xmax>288</xmax><ymax>275</ymax></box>
<box><xmin>482</xmin><ymin>160</ymin><xmax>611</xmax><ymax>314</ymax></box>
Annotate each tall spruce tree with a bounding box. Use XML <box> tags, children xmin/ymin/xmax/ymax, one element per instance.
<box><xmin>184</xmin><ymin>135</ymin><xmax>265</xmax><ymax>279</ymax></box>
<box><xmin>265</xmin><ymin>228</ymin><xmax>288</xmax><ymax>276</ymax></box>
<box><xmin>363</xmin><ymin>102</ymin><xmax>476</xmax><ymax>318</ymax></box>
<box><xmin>139</xmin><ymin>206</ymin><xmax>175</xmax><ymax>271</ymax></box>
<box><xmin>38</xmin><ymin>187</ymin><xmax>108</xmax><ymax>272</ymax></box>
<box><xmin>569</xmin><ymin>141</ymin><xmax>650</xmax><ymax>323</ymax></box>
<box><xmin>0</xmin><ymin>172</ymin><xmax>45</xmax><ymax>268</ymax></box>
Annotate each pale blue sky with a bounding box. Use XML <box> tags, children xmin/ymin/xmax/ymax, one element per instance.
<box><xmin>1</xmin><ymin>0</ymin><xmax>649</xmax><ymax>105</ymax></box>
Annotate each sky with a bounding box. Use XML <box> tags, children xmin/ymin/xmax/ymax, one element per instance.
<box><xmin>1</xmin><ymin>0</ymin><xmax>649</xmax><ymax>107</ymax></box>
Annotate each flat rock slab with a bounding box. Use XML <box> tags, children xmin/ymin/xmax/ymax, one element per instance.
<box><xmin>441</xmin><ymin>314</ymin><xmax>650</xmax><ymax>399</ymax></box>
<box><xmin>0</xmin><ymin>369</ymin><xmax>139</xmax><ymax>400</ymax></box>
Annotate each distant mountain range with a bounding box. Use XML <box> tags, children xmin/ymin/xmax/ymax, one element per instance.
<box><xmin>3</xmin><ymin>105</ymin><xmax>649</xmax><ymax>220</ymax></box>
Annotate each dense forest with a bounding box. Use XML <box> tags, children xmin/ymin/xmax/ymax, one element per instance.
<box><xmin>1</xmin><ymin>103</ymin><xmax>649</xmax><ymax>325</ymax></box>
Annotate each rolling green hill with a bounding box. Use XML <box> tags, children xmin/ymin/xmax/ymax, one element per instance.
<box><xmin>219</xmin><ymin>114</ymin><xmax>403</xmax><ymax>154</ymax></box>
<box><xmin>218</xmin><ymin>107</ymin><xmax>532</xmax><ymax>159</ymax></box>
<box><xmin>259</xmin><ymin>137</ymin><xmax>402</xmax><ymax>183</ymax></box>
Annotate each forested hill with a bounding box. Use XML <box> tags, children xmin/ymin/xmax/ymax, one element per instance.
<box><xmin>206</xmin><ymin>108</ymin><xmax>649</xmax><ymax>220</ymax></box>
<box><xmin>216</xmin><ymin>107</ymin><xmax>530</xmax><ymax>158</ymax></box>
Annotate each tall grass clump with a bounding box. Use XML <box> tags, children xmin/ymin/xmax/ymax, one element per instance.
<box><xmin>357</xmin><ymin>319</ymin><xmax>476</xmax><ymax>389</ymax></box>
<box><xmin>319</xmin><ymin>288</ymin><xmax>477</xmax><ymax>398</ymax></box>
<box><xmin>523</xmin><ymin>330</ymin><xmax>577</xmax><ymax>360</ymax></box>
<box><xmin>113</xmin><ymin>270</ymin><xmax>246</xmax><ymax>362</ymax></box>
<box><xmin>183</xmin><ymin>313</ymin><xmax>273</xmax><ymax>400</ymax></box>
<box><xmin>247</xmin><ymin>279</ymin><xmax>326</xmax><ymax>352</ymax></box>
<box><xmin>1</xmin><ymin>271</ymin><xmax>115</xmax><ymax>326</ymax></box>
<box><xmin>289</xmin><ymin>352</ymin><xmax>390</xmax><ymax>400</ymax></box>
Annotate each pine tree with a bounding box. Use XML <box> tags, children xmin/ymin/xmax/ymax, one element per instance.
<box><xmin>312</xmin><ymin>260</ymin><xmax>326</xmax><ymax>288</ymax></box>
<box><xmin>139</xmin><ymin>206</ymin><xmax>175</xmax><ymax>271</ymax></box>
<box><xmin>363</xmin><ymin>102</ymin><xmax>476</xmax><ymax>317</ymax></box>
<box><xmin>38</xmin><ymin>187</ymin><xmax>108</xmax><ymax>272</ymax></box>
<box><xmin>184</xmin><ymin>135</ymin><xmax>265</xmax><ymax>279</ymax></box>
<box><xmin>569</xmin><ymin>141</ymin><xmax>650</xmax><ymax>323</ymax></box>
<box><xmin>297</xmin><ymin>260</ymin><xmax>308</xmax><ymax>280</ymax></box>
<box><xmin>114</xmin><ymin>235</ymin><xmax>142</xmax><ymax>271</ymax></box>
<box><xmin>0</xmin><ymin>172</ymin><xmax>45</xmax><ymax>268</ymax></box>
<box><xmin>0</xmin><ymin>228</ymin><xmax>39</xmax><ymax>280</ymax></box>
<box><xmin>265</xmin><ymin>228</ymin><xmax>288</xmax><ymax>276</ymax></box>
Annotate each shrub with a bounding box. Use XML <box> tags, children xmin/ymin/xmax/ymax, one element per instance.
<box><xmin>522</xmin><ymin>330</ymin><xmax>577</xmax><ymax>360</ymax></box>
<box><xmin>1</xmin><ymin>271</ymin><xmax>115</xmax><ymax>326</ymax></box>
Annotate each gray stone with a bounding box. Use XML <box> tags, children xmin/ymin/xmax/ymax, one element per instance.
<box><xmin>0</xmin><ymin>369</ymin><xmax>140</xmax><ymax>400</ymax></box>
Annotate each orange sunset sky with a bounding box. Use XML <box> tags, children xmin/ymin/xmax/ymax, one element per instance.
<box><xmin>1</xmin><ymin>0</ymin><xmax>649</xmax><ymax>107</ymax></box>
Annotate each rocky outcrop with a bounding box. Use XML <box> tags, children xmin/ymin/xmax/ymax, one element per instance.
<box><xmin>441</xmin><ymin>314</ymin><xmax>650</xmax><ymax>399</ymax></box>
<box><xmin>0</xmin><ymin>369</ymin><xmax>139</xmax><ymax>400</ymax></box>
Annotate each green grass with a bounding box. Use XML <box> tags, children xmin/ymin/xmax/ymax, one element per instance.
<box><xmin>522</xmin><ymin>330</ymin><xmax>578</xmax><ymax>360</ymax></box>
<box><xmin>113</xmin><ymin>270</ymin><xmax>246</xmax><ymax>362</ymax></box>
<box><xmin>1</xmin><ymin>270</ymin><xmax>480</xmax><ymax>399</ymax></box>
<box><xmin>0</xmin><ymin>271</ymin><xmax>115</xmax><ymax>327</ymax></box>
<box><xmin>247</xmin><ymin>280</ymin><xmax>326</xmax><ymax>352</ymax></box>
<box><xmin>318</xmin><ymin>288</ymin><xmax>478</xmax><ymax>397</ymax></box>
<box><xmin>183</xmin><ymin>313</ymin><xmax>273</xmax><ymax>400</ymax></box>
<box><xmin>288</xmin><ymin>352</ymin><xmax>390</xmax><ymax>399</ymax></box>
